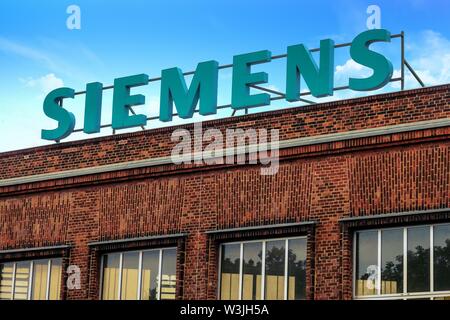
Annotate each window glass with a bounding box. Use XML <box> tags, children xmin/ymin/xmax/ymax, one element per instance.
<box><xmin>219</xmin><ymin>237</ymin><xmax>307</xmax><ymax>301</ymax></box>
<box><xmin>102</xmin><ymin>253</ymin><xmax>120</xmax><ymax>300</ymax></box>
<box><xmin>433</xmin><ymin>224</ymin><xmax>450</xmax><ymax>291</ymax></box>
<box><xmin>355</xmin><ymin>231</ymin><xmax>378</xmax><ymax>296</ymax></box>
<box><xmin>220</xmin><ymin>243</ymin><xmax>240</xmax><ymax>300</ymax></box>
<box><xmin>0</xmin><ymin>259</ymin><xmax>61</xmax><ymax>301</ymax></box>
<box><xmin>288</xmin><ymin>238</ymin><xmax>307</xmax><ymax>300</ymax></box>
<box><xmin>242</xmin><ymin>242</ymin><xmax>262</xmax><ymax>300</ymax></box>
<box><xmin>0</xmin><ymin>263</ymin><xmax>14</xmax><ymax>300</ymax></box>
<box><xmin>48</xmin><ymin>259</ymin><xmax>62</xmax><ymax>300</ymax></box>
<box><xmin>407</xmin><ymin>226</ymin><xmax>430</xmax><ymax>293</ymax></box>
<box><xmin>121</xmin><ymin>252</ymin><xmax>139</xmax><ymax>300</ymax></box>
<box><xmin>32</xmin><ymin>260</ymin><xmax>49</xmax><ymax>300</ymax></box>
<box><xmin>14</xmin><ymin>261</ymin><xmax>30</xmax><ymax>300</ymax></box>
<box><xmin>355</xmin><ymin>224</ymin><xmax>450</xmax><ymax>300</ymax></box>
<box><xmin>141</xmin><ymin>250</ymin><xmax>159</xmax><ymax>300</ymax></box>
<box><xmin>381</xmin><ymin>229</ymin><xmax>403</xmax><ymax>294</ymax></box>
<box><xmin>161</xmin><ymin>249</ymin><xmax>177</xmax><ymax>300</ymax></box>
<box><xmin>101</xmin><ymin>248</ymin><xmax>177</xmax><ymax>300</ymax></box>
<box><xmin>265</xmin><ymin>240</ymin><xmax>285</xmax><ymax>300</ymax></box>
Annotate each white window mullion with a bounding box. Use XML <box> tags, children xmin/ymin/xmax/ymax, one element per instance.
<box><xmin>238</xmin><ymin>243</ymin><xmax>243</xmax><ymax>300</ymax></box>
<box><xmin>284</xmin><ymin>239</ymin><xmax>289</xmax><ymax>300</ymax></box>
<box><xmin>403</xmin><ymin>228</ymin><xmax>408</xmax><ymax>295</ymax></box>
<box><xmin>137</xmin><ymin>251</ymin><xmax>143</xmax><ymax>300</ymax></box>
<box><xmin>45</xmin><ymin>259</ymin><xmax>52</xmax><ymax>300</ymax></box>
<box><xmin>28</xmin><ymin>261</ymin><xmax>34</xmax><ymax>300</ymax></box>
<box><xmin>261</xmin><ymin>241</ymin><xmax>266</xmax><ymax>300</ymax></box>
<box><xmin>430</xmin><ymin>225</ymin><xmax>434</xmax><ymax>293</ymax></box>
<box><xmin>157</xmin><ymin>249</ymin><xmax>163</xmax><ymax>300</ymax></box>
<box><xmin>98</xmin><ymin>256</ymin><xmax>104</xmax><ymax>299</ymax></box>
<box><xmin>353</xmin><ymin>233</ymin><xmax>357</xmax><ymax>298</ymax></box>
<box><xmin>117</xmin><ymin>253</ymin><xmax>123</xmax><ymax>300</ymax></box>
<box><xmin>217</xmin><ymin>245</ymin><xmax>222</xmax><ymax>299</ymax></box>
<box><xmin>11</xmin><ymin>262</ymin><xmax>16</xmax><ymax>300</ymax></box>
<box><xmin>377</xmin><ymin>230</ymin><xmax>382</xmax><ymax>296</ymax></box>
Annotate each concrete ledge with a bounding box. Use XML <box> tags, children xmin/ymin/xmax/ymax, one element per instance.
<box><xmin>88</xmin><ymin>233</ymin><xmax>188</xmax><ymax>247</ymax></box>
<box><xmin>0</xmin><ymin>244</ymin><xmax>71</xmax><ymax>254</ymax></box>
<box><xmin>205</xmin><ymin>221</ymin><xmax>317</xmax><ymax>234</ymax></box>
<box><xmin>1</xmin><ymin>117</ymin><xmax>450</xmax><ymax>187</ymax></box>
<box><xmin>339</xmin><ymin>208</ymin><xmax>450</xmax><ymax>223</ymax></box>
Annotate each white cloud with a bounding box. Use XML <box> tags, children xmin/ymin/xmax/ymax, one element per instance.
<box><xmin>0</xmin><ymin>37</ymin><xmax>57</xmax><ymax>70</ymax></box>
<box><xmin>22</xmin><ymin>73</ymin><xmax>64</xmax><ymax>94</ymax></box>
<box><xmin>404</xmin><ymin>30</ymin><xmax>450</xmax><ymax>86</ymax></box>
<box><xmin>0</xmin><ymin>36</ymin><xmax>101</xmax><ymax>81</ymax></box>
<box><xmin>335</xmin><ymin>58</ymin><xmax>372</xmax><ymax>86</ymax></box>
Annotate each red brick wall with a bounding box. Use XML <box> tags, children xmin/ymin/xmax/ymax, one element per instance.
<box><xmin>0</xmin><ymin>85</ymin><xmax>449</xmax><ymax>300</ymax></box>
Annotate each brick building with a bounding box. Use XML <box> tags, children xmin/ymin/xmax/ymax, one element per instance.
<box><xmin>0</xmin><ymin>84</ymin><xmax>449</xmax><ymax>300</ymax></box>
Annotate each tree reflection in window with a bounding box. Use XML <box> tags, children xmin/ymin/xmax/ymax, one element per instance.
<box><xmin>407</xmin><ymin>227</ymin><xmax>430</xmax><ymax>293</ymax></box>
<box><xmin>434</xmin><ymin>225</ymin><xmax>450</xmax><ymax>291</ymax></box>
<box><xmin>355</xmin><ymin>224</ymin><xmax>450</xmax><ymax>299</ymax></box>
<box><xmin>381</xmin><ymin>229</ymin><xmax>403</xmax><ymax>294</ymax></box>
<box><xmin>220</xmin><ymin>237</ymin><xmax>307</xmax><ymax>300</ymax></box>
<box><xmin>265</xmin><ymin>241</ymin><xmax>285</xmax><ymax>300</ymax></box>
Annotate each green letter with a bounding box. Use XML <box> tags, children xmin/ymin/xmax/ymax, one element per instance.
<box><xmin>83</xmin><ymin>82</ymin><xmax>103</xmax><ymax>134</ymax></box>
<box><xmin>286</xmin><ymin>39</ymin><xmax>334</xmax><ymax>100</ymax></box>
<box><xmin>349</xmin><ymin>29</ymin><xmax>393</xmax><ymax>91</ymax></box>
<box><xmin>160</xmin><ymin>60</ymin><xmax>218</xmax><ymax>122</ymax></box>
<box><xmin>41</xmin><ymin>87</ymin><xmax>76</xmax><ymax>141</ymax></box>
<box><xmin>112</xmin><ymin>73</ymin><xmax>148</xmax><ymax>129</ymax></box>
<box><xmin>231</xmin><ymin>50</ymin><xmax>271</xmax><ymax>109</ymax></box>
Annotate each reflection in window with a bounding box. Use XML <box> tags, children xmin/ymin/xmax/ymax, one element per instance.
<box><xmin>121</xmin><ymin>252</ymin><xmax>139</xmax><ymax>300</ymax></box>
<box><xmin>355</xmin><ymin>224</ymin><xmax>450</xmax><ymax>300</ymax></box>
<box><xmin>32</xmin><ymin>260</ymin><xmax>49</xmax><ymax>300</ymax></box>
<box><xmin>161</xmin><ymin>249</ymin><xmax>177</xmax><ymax>300</ymax></box>
<box><xmin>101</xmin><ymin>248</ymin><xmax>177</xmax><ymax>300</ymax></box>
<box><xmin>407</xmin><ymin>227</ymin><xmax>430</xmax><ymax>293</ymax></box>
<box><xmin>0</xmin><ymin>258</ymin><xmax>62</xmax><ymax>300</ymax></box>
<box><xmin>141</xmin><ymin>250</ymin><xmax>159</xmax><ymax>300</ymax></box>
<box><xmin>355</xmin><ymin>231</ymin><xmax>378</xmax><ymax>296</ymax></box>
<box><xmin>288</xmin><ymin>238</ymin><xmax>307</xmax><ymax>300</ymax></box>
<box><xmin>13</xmin><ymin>262</ymin><xmax>30</xmax><ymax>300</ymax></box>
<box><xmin>220</xmin><ymin>244</ymin><xmax>240</xmax><ymax>300</ymax></box>
<box><xmin>265</xmin><ymin>240</ymin><xmax>285</xmax><ymax>300</ymax></box>
<box><xmin>434</xmin><ymin>224</ymin><xmax>450</xmax><ymax>292</ymax></box>
<box><xmin>0</xmin><ymin>263</ymin><xmax>13</xmax><ymax>300</ymax></box>
<box><xmin>381</xmin><ymin>229</ymin><xmax>403</xmax><ymax>294</ymax></box>
<box><xmin>220</xmin><ymin>237</ymin><xmax>307</xmax><ymax>300</ymax></box>
<box><xmin>242</xmin><ymin>242</ymin><xmax>262</xmax><ymax>300</ymax></box>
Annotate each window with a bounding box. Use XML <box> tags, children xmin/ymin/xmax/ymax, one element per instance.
<box><xmin>354</xmin><ymin>223</ymin><xmax>450</xmax><ymax>300</ymax></box>
<box><xmin>100</xmin><ymin>248</ymin><xmax>177</xmax><ymax>300</ymax></box>
<box><xmin>219</xmin><ymin>237</ymin><xmax>307</xmax><ymax>300</ymax></box>
<box><xmin>0</xmin><ymin>258</ymin><xmax>62</xmax><ymax>300</ymax></box>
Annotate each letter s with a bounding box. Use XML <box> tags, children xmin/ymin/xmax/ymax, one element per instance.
<box><xmin>349</xmin><ymin>29</ymin><xmax>393</xmax><ymax>91</ymax></box>
<box><xmin>41</xmin><ymin>87</ymin><xmax>76</xmax><ymax>141</ymax></box>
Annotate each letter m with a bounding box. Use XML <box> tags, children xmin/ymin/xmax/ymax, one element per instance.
<box><xmin>160</xmin><ymin>60</ymin><xmax>219</xmax><ymax>122</ymax></box>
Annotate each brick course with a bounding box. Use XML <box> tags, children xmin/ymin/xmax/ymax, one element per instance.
<box><xmin>0</xmin><ymin>84</ymin><xmax>449</xmax><ymax>300</ymax></box>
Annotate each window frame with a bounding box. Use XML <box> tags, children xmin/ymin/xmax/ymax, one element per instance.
<box><xmin>99</xmin><ymin>246</ymin><xmax>177</xmax><ymax>300</ymax></box>
<box><xmin>0</xmin><ymin>258</ymin><xmax>63</xmax><ymax>300</ymax></box>
<box><xmin>353</xmin><ymin>222</ymin><xmax>450</xmax><ymax>300</ymax></box>
<box><xmin>218</xmin><ymin>235</ymin><xmax>307</xmax><ymax>300</ymax></box>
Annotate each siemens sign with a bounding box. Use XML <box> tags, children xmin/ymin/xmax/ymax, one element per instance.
<box><xmin>42</xmin><ymin>29</ymin><xmax>394</xmax><ymax>141</ymax></box>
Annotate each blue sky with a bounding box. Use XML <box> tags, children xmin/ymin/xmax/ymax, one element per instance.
<box><xmin>0</xmin><ymin>0</ymin><xmax>449</xmax><ymax>152</ymax></box>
